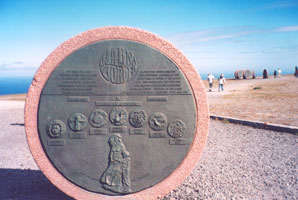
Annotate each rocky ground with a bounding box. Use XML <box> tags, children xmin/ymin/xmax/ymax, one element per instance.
<box><xmin>164</xmin><ymin>120</ymin><xmax>297</xmax><ymax>200</ymax></box>
<box><xmin>0</xmin><ymin>101</ymin><xmax>297</xmax><ymax>199</ymax></box>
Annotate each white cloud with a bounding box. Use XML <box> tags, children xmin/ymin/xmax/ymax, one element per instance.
<box><xmin>197</xmin><ymin>30</ymin><xmax>258</xmax><ymax>42</ymax></box>
<box><xmin>167</xmin><ymin>27</ymin><xmax>261</xmax><ymax>50</ymax></box>
<box><xmin>168</xmin><ymin>25</ymin><xmax>298</xmax><ymax>48</ymax></box>
<box><xmin>265</xmin><ymin>1</ymin><xmax>298</xmax><ymax>9</ymax></box>
<box><xmin>273</xmin><ymin>26</ymin><xmax>298</xmax><ymax>32</ymax></box>
<box><xmin>0</xmin><ymin>62</ymin><xmax>37</xmax><ymax>77</ymax></box>
<box><xmin>166</xmin><ymin>25</ymin><xmax>298</xmax><ymax>75</ymax></box>
<box><xmin>13</xmin><ymin>61</ymin><xmax>25</xmax><ymax>65</ymax></box>
<box><xmin>166</xmin><ymin>29</ymin><xmax>215</xmax><ymax>47</ymax></box>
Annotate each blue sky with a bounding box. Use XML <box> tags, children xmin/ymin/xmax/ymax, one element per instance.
<box><xmin>1</xmin><ymin>0</ymin><xmax>298</xmax><ymax>77</ymax></box>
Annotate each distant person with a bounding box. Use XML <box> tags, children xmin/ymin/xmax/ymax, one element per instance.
<box><xmin>278</xmin><ymin>68</ymin><xmax>281</xmax><ymax>78</ymax></box>
<box><xmin>207</xmin><ymin>73</ymin><xmax>215</xmax><ymax>92</ymax></box>
<box><xmin>218</xmin><ymin>74</ymin><xmax>225</xmax><ymax>92</ymax></box>
<box><xmin>295</xmin><ymin>66</ymin><xmax>298</xmax><ymax>78</ymax></box>
<box><xmin>274</xmin><ymin>70</ymin><xmax>277</xmax><ymax>78</ymax></box>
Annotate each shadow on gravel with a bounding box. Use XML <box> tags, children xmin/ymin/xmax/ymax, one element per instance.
<box><xmin>0</xmin><ymin>168</ymin><xmax>74</xmax><ymax>200</ymax></box>
<box><xmin>10</xmin><ymin>123</ymin><xmax>25</xmax><ymax>126</ymax></box>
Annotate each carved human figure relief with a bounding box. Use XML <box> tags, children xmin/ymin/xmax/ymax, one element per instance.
<box><xmin>100</xmin><ymin>134</ymin><xmax>131</xmax><ymax>194</ymax></box>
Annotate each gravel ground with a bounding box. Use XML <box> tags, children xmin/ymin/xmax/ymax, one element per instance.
<box><xmin>164</xmin><ymin>121</ymin><xmax>298</xmax><ymax>200</ymax></box>
<box><xmin>0</xmin><ymin>101</ymin><xmax>297</xmax><ymax>200</ymax></box>
<box><xmin>0</xmin><ymin>101</ymin><xmax>72</xmax><ymax>200</ymax></box>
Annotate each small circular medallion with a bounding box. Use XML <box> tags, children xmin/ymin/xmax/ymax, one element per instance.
<box><xmin>149</xmin><ymin>112</ymin><xmax>167</xmax><ymax>131</ymax></box>
<box><xmin>109</xmin><ymin>107</ymin><xmax>128</xmax><ymax>126</ymax></box>
<box><xmin>89</xmin><ymin>109</ymin><xmax>108</xmax><ymax>128</ymax></box>
<box><xmin>129</xmin><ymin>109</ymin><xmax>147</xmax><ymax>128</ymax></box>
<box><xmin>68</xmin><ymin>113</ymin><xmax>87</xmax><ymax>131</ymax></box>
<box><xmin>47</xmin><ymin>120</ymin><xmax>66</xmax><ymax>138</ymax></box>
<box><xmin>167</xmin><ymin>119</ymin><xmax>186</xmax><ymax>138</ymax></box>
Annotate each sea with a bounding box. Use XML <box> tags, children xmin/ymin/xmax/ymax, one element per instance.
<box><xmin>0</xmin><ymin>68</ymin><xmax>295</xmax><ymax>95</ymax></box>
<box><xmin>0</xmin><ymin>77</ymin><xmax>33</xmax><ymax>95</ymax></box>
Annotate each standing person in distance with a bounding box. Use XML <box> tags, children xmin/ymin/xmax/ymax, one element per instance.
<box><xmin>207</xmin><ymin>73</ymin><xmax>215</xmax><ymax>92</ymax></box>
<box><xmin>274</xmin><ymin>70</ymin><xmax>277</xmax><ymax>78</ymax></box>
<box><xmin>218</xmin><ymin>74</ymin><xmax>226</xmax><ymax>92</ymax></box>
<box><xmin>278</xmin><ymin>68</ymin><xmax>281</xmax><ymax>78</ymax></box>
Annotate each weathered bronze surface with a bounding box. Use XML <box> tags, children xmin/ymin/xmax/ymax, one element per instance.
<box><xmin>38</xmin><ymin>40</ymin><xmax>197</xmax><ymax>195</ymax></box>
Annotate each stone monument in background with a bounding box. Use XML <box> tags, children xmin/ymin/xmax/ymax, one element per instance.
<box><xmin>234</xmin><ymin>69</ymin><xmax>255</xmax><ymax>79</ymax></box>
<box><xmin>234</xmin><ymin>70</ymin><xmax>244</xmax><ymax>79</ymax></box>
<box><xmin>263</xmin><ymin>69</ymin><xmax>269</xmax><ymax>79</ymax></box>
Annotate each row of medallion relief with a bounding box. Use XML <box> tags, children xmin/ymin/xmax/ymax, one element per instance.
<box><xmin>46</xmin><ymin>107</ymin><xmax>186</xmax><ymax>140</ymax></box>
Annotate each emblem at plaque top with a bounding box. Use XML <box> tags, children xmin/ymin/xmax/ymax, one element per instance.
<box><xmin>99</xmin><ymin>47</ymin><xmax>138</xmax><ymax>84</ymax></box>
<box><xmin>68</xmin><ymin>113</ymin><xmax>87</xmax><ymax>131</ymax></box>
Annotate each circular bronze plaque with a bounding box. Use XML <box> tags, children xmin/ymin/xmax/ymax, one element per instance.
<box><xmin>37</xmin><ymin>39</ymin><xmax>197</xmax><ymax>195</ymax></box>
<box><xmin>25</xmin><ymin>27</ymin><xmax>209</xmax><ymax>199</ymax></box>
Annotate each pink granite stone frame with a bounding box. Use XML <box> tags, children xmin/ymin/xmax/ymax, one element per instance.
<box><xmin>25</xmin><ymin>26</ymin><xmax>209</xmax><ymax>200</ymax></box>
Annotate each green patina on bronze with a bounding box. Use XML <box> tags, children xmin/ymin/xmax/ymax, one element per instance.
<box><xmin>38</xmin><ymin>40</ymin><xmax>197</xmax><ymax>195</ymax></box>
